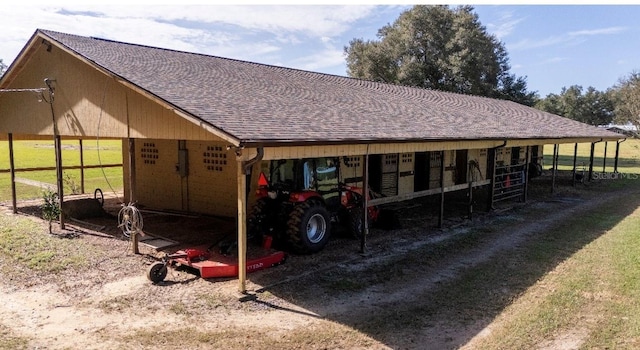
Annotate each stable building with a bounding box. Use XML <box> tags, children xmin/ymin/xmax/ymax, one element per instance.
<box><xmin>0</xmin><ymin>29</ymin><xmax>622</xmax><ymax>291</ymax></box>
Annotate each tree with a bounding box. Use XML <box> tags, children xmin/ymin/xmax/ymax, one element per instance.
<box><xmin>344</xmin><ymin>5</ymin><xmax>536</xmax><ymax>105</ymax></box>
<box><xmin>41</xmin><ymin>189</ymin><xmax>61</xmax><ymax>234</ymax></box>
<box><xmin>534</xmin><ymin>85</ymin><xmax>614</xmax><ymax>126</ymax></box>
<box><xmin>0</xmin><ymin>59</ymin><xmax>7</xmax><ymax>77</ymax></box>
<box><xmin>611</xmin><ymin>71</ymin><xmax>640</xmax><ymax>129</ymax></box>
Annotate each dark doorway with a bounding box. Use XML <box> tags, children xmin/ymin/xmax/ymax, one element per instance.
<box><xmin>455</xmin><ymin>149</ymin><xmax>468</xmax><ymax>185</ymax></box>
<box><xmin>414</xmin><ymin>152</ymin><xmax>429</xmax><ymax>191</ymax></box>
<box><xmin>511</xmin><ymin>147</ymin><xmax>521</xmax><ymax>165</ymax></box>
<box><xmin>368</xmin><ymin>154</ymin><xmax>382</xmax><ymax>194</ymax></box>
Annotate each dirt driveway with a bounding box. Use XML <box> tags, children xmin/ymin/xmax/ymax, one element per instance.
<box><xmin>1</xmin><ymin>176</ymin><xmax>637</xmax><ymax>349</ymax></box>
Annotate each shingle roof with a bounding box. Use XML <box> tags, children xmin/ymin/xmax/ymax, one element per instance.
<box><xmin>39</xmin><ymin>29</ymin><xmax>620</xmax><ymax>146</ymax></box>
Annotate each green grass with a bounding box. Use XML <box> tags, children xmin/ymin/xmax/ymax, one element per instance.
<box><xmin>544</xmin><ymin>138</ymin><xmax>640</xmax><ymax>174</ymax></box>
<box><xmin>470</xmin><ymin>183</ymin><xmax>640</xmax><ymax>349</ymax></box>
<box><xmin>0</xmin><ymin>140</ymin><xmax>123</xmax><ymax>201</ymax></box>
<box><xmin>0</xmin><ymin>214</ymin><xmax>93</xmax><ymax>273</ymax></box>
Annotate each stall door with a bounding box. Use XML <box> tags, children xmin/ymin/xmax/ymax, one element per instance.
<box><xmin>398</xmin><ymin>153</ymin><xmax>415</xmax><ymax>195</ymax></box>
<box><xmin>380</xmin><ymin>154</ymin><xmax>398</xmax><ymax>196</ymax></box>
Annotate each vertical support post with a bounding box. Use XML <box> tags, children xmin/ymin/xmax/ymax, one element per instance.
<box><xmin>8</xmin><ymin>133</ymin><xmax>17</xmax><ymax>214</ymax></box>
<box><xmin>486</xmin><ymin>147</ymin><xmax>496</xmax><ymax>211</ymax></box>
<box><xmin>588</xmin><ymin>142</ymin><xmax>595</xmax><ymax>182</ymax></box>
<box><xmin>128</xmin><ymin>138</ymin><xmax>136</xmax><ymax>202</ymax></box>
<box><xmin>572</xmin><ymin>143</ymin><xmax>578</xmax><ymax>187</ymax></box>
<box><xmin>467</xmin><ymin>180</ymin><xmax>473</xmax><ymax>220</ymax></box>
<box><xmin>54</xmin><ymin>134</ymin><xmax>65</xmax><ymax>229</ymax></box>
<box><xmin>237</xmin><ymin>160</ymin><xmax>248</xmax><ymax>293</ymax></box>
<box><xmin>602</xmin><ymin>141</ymin><xmax>608</xmax><ymax>174</ymax></box>
<box><xmin>614</xmin><ymin>140</ymin><xmax>622</xmax><ymax>173</ymax></box>
<box><xmin>438</xmin><ymin>150</ymin><xmax>445</xmax><ymax>228</ymax></box>
<box><xmin>361</xmin><ymin>153</ymin><xmax>369</xmax><ymax>253</ymax></box>
<box><xmin>523</xmin><ymin>146</ymin><xmax>530</xmax><ymax>203</ymax></box>
<box><xmin>551</xmin><ymin>144</ymin><xmax>558</xmax><ymax>194</ymax></box>
<box><xmin>79</xmin><ymin>139</ymin><xmax>85</xmax><ymax>194</ymax></box>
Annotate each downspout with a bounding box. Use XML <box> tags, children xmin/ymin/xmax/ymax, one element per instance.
<box><xmin>242</xmin><ymin>147</ymin><xmax>264</xmax><ymax>202</ymax></box>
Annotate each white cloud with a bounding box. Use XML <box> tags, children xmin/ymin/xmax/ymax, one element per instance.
<box><xmin>568</xmin><ymin>26</ymin><xmax>627</xmax><ymax>36</ymax></box>
<box><xmin>0</xmin><ymin>4</ymin><xmax>378</xmax><ymax>74</ymax></box>
<box><xmin>485</xmin><ymin>10</ymin><xmax>524</xmax><ymax>39</ymax></box>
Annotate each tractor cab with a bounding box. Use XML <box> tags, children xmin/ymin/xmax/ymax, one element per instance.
<box><xmin>250</xmin><ymin>156</ymin><xmax>377</xmax><ymax>254</ymax></box>
<box><xmin>257</xmin><ymin>157</ymin><xmax>341</xmax><ymax>210</ymax></box>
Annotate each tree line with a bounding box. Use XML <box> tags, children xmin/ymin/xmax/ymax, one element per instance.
<box><xmin>344</xmin><ymin>5</ymin><xmax>639</xmax><ymax>130</ymax></box>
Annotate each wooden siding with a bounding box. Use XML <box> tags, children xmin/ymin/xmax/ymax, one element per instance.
<box><xmin>0</xmin><ymin>43</ymin><xmax>225</xmax><ymax>142</ymax></box>
<box><xmin>398</xmin><ymin>153</ymin><xmax>414</xmax><ymax>195</ymax></box>
<box><xmin>185</xmin><ymin>141</ymin><xmax>239</xmax><ymax>217</ymax></box>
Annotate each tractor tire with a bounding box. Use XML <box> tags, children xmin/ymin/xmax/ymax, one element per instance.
<box><xmin>247</xmin><ymin>198</ymin><xmax>270</xmax><ymax>243</ymax></box>
<box><xmin>286</xmin><ymin>201</ymin><xmax>332</xmax><ymax>254</ymax></box>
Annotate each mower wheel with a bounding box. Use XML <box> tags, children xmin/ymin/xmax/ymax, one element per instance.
<box><xmin>147</xmin><ymin>262</ymin><xmax>168</xmax><ymax>284</ymax></box>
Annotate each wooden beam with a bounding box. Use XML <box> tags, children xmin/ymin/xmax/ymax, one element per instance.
<box><xmin>237</xmin><ymin>160</ymin><xmax>248</xmax><ymax>293</ymax></box>
<box><xmin>614</xmin><ymin>140</ymin><xmax>623</xmax><ymax>173</ymax></box>
<box><xmin>572</xmin><ymin>143</ymin><xmax>578</xmax><ymax>187</ymax></box>
<box><xmin>588</xmin><ymin>142</ymin><xmax>595</xmax><ymax>181</ymax></box>
<box><xmin>523</xmin><ymin>146</ymin><xmax>530</xmax><ymax>203</ymax></box>
<box><xmin>79</xmin><ymin>139</ymin><xmax>85</xmax><ymax>194</ymax></box>
<box><xmin>0</xmin><ymin>163</ymin><xmax>122</xmax><ymax>174</ymax></box>
<box><xmin>366</xmin><ymin>180</ymin><xmax>491</xmax><ymax>207</ymax></box>
<box><xmin>128</xmin><ymin>138</ymin><xmax>136</xmax><ymax>202</ymax></box>
<box><xmin>8</xmin><ymin>133</ymin><xmax>17</xmax><ymax>214</ymax></box>
<box><xmin>602</xmin><ymin>141</ymin><xmax>608</xmax><ymax>174</ymax></box>
<box><xmin>551</xmin><ymin>144</ymin><xmax>558</xmax><ymax>194</ymax></box>
<box><xmin>361</xmin><ymin>152</ymin><xmax>369</xmax><ymax>253</ymax></box>
<box><xmin>54</xmin><ymin>134</ymin><xmax>65</xmax><ymax>229</ymax></box>
<box><xmin>438</xmin><ymin>150</ymin><xmax>445</xmax><ymax>228</ymax></box>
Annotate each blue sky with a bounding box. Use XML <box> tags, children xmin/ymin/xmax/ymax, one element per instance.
<box><xmin>2</xmin><ymin>4</ymin><xmax>639</xmax><ymax>97</ymax></box>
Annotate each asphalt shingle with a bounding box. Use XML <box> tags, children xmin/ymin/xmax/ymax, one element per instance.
<box><xmin>40</xmin><ymin>29</ymin><xmax>620</xmax><ymax>145</ymax></box>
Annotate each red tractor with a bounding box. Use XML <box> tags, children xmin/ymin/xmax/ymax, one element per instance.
<box><xmin>247</xmin><ymin>157</ymin><xmax>380</xmax><ymax>254</ymax></box>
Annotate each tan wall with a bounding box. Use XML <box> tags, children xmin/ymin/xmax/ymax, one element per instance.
<box><xmin>124</xmin><ymin>139</ymin><xmax>239</xmax><ymax>217</ymax></box>
<box><xmin>0</xmin><ymin>42</ymin><xmax>224</xmax><ymax>142</ymax></box>
<box><xmin>185</xmin><ymin>140</ymin><xmax>239</xmax><ymax>217</ymax></box>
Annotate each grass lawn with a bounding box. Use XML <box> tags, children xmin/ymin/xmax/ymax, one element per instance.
<box><xmin>468</xmin><ymin>179</ymin><xmax>640</xmax><ymax>349</ymax></box>
<box><xmin>544</xmin><ymin>138</ymin><xmax>640</xmax><ymax>174</ymax></box>
<box><xmin>0</xmin><ymin>139</ymin><xmax>123</xmax><ymax>201</ymax></box>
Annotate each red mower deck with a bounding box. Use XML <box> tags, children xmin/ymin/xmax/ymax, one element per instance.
<box><xmin>147</xmin><ymin>245</ymin><xmax>286</xmax><ymax>283</ymax></box>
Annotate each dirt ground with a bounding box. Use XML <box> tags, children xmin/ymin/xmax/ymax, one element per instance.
<box><xmin>0</xmin><ymin>173</ymin><xmax>636</xmax><ymax>349</ymax></box>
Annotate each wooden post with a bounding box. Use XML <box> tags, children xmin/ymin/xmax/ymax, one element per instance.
<box><xmin>360</xmin><ymin>153</ymin><xmax>369</xmax><ymax>253</ymax></box>
<box><xmin>237</xmin><ymin>160</ymin><xmax>248</xmax><ymax>293</ymax></box>
<box><xmin>438</xmin><ymin>150</ymin><xmax>445</xmax><ymax>228</ymax></box>
<box><xmin>79</xmin><ymin>139</ymin><xmax>85</xmax><ymax>194</ymax></box>
<box><xmin>54</xmin><ymin>134</ymin><xmax>65</xmax><ymax>229</ymax></box>
<box><xmin>588</xmin><ymin>142</ymin><xmax>595</xmax><ymax>182</ymax></box>
<box><xmin>614</xmin><ymin>140</ymin><xmax>622</xmax><ymax>173</ymax></box>
<box><xmin>572</xmin><ymin>143</ymin><xmax>578</xmax><ymax>187</ymax></box>
<box><xmin>523</xmin><ymin>146</ymin><xmax>530</xmax><ymax>203</ymax></box>
<box><xmin>602</xmin><ymin>141</ymin><xmax>608</xmax><ymax>174</ymax></box>
<box><xmin>128</xmin><ymin>138</ymin><xmax>136</xmax><ymax>202</ymax></box>
<box><xmin>8</xmin><ymin>133</ymin><xmax>17</xmax><ymax>214</ymax></box>
<box><xmin>551</xmin><ymin>144</ymin><xmax>558</xmax><ymax>194</ymax></box>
